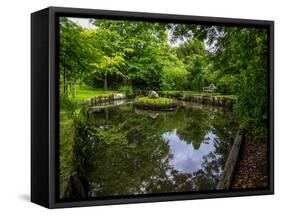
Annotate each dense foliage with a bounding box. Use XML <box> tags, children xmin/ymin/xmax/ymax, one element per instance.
<box><xmin>59</xmin><ymin>17</ymin><xmax>268</xmax><ymax>142</ymax></box>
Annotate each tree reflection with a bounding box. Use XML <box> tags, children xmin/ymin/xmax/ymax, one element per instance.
<box><xmin>63</xmin><ymin>107</ymin><xmax>96</xmax><ymax>199</ymax></box>
<box><xmin>89</xmin><ymin>112</ymin><xmax>173</xmax><ymax>196</ymax></box>
<box><xmin>176</xmin><ymin>108</ymin><xmax>210</xmax><ymax>149</ymax></box>
<box><xmin>61</xmin><ymin>102</ymin><xmax>238</xmax><ymax>200</ymax></box>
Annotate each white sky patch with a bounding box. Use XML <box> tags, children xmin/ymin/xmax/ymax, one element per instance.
<box><xmin>204</xmin><ymin>39</ymin><xmax>215</xmax><ymax>53</ymax></box>
<box><xmin>162</xmin><ymin>129</ymin><xmax>216</xmax><ymax>173</ymax></box>
<box><xmin>167</xmin><ymin>30</ymin><xmax>185</xmax><ymax>47</ymax></box>
<box><xmin>67</xmin><ymin>17</ymin><xmax>97</xmax><ymax>29</ymax></box>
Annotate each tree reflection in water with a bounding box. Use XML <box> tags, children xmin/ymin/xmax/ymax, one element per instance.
<box><xmin>60</xmin><ymin>102</ymin><xmax>238</xmax><ymax>200</ymax></box>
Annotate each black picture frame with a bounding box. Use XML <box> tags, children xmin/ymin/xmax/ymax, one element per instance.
<box><xmin>31</xmin><ymin>6</ymin><xmax>274</xmax><ymax>209</ymax></box>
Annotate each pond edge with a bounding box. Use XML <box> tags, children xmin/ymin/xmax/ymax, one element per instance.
<box><xmin>217</xmin><ymin>130</ymin><xmax>244</xmax><ymax>190</ymax></box>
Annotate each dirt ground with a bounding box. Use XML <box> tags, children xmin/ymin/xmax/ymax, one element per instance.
<box><xmin>232</xmin><ymin>135</ymin><xmax>268</xmax><ymax>189</ymax></box>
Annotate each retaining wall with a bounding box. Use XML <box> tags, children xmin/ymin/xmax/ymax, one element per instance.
<box><xmin>159</xmin><ymin>92</ymin><xmax>235</xmax><ymax>108</ymax></box>
<box><xmin>81</xmin><ymin>93</ymin><xmax>126</xmax><ymax>106</ymax></box>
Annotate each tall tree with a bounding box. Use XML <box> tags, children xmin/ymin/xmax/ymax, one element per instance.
<box><xmin>59</xmin><ymin>18</ymin><xmax>92</xmax><ymax>97</ymax></box>
<box><xmin>176</xmin><ymin>38</ymin><xmax>211</xmax><ymax>90</ymax></box>
<box><xmin>170</xmin><ymin>24</ymin><xmax>268</xmax><ymax>141</ymax></box>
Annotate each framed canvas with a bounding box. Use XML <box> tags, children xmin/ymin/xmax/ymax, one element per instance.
<box><xmin>31</xmin><ymin>6</ymin><xmax>274</xmax><ymax>208</ymax></box>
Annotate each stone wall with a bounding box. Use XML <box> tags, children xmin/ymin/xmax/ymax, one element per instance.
<box><xmin>159</xmin><ymin>92</ymin><xmax>235</xmax><ymax>108</ymax></box>
<box><xmin>81</xmin><ymin>93</ymin><xmax>126</xmax><ymax>106</ymax></box>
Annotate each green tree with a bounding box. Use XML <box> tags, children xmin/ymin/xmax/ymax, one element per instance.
<box><xmin>92</xmin><ymin>19</ymin><xmax>171</xmax><ymax>90</ymax></box>
<box><xmin>176</xmin><ymin>38</ymin><xmax>211</xmax><ymax>90</ymax></box>
<box><xmin>59</xmin><ymin>18</ymin><xmax>92</xmax><ymax>97</ymax></box>
<box><xmin>171</xmin><ymin>24</ymin><xmax>268</xmax><ymax>142</ymax></box>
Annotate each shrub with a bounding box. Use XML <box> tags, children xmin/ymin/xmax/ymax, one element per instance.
<box><xmin>132</xmin><ymin>88</ymin><xmax>144</xmax><ymax>96</ymax></box>
<box><xmin>60</xmin><ymin>95</ymin><xmax>77</xmax><ymax>112</ymax></box>
<box><xmin>118</xmin><ymin>85</ymin><xmax>134</xmax><ymax>97</ymax></box>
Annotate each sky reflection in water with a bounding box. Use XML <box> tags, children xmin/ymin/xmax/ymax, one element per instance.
<box><xmin>163</xmin><ymin>129</ymin><xmax>216</xmax><ymax>173</ymax></box>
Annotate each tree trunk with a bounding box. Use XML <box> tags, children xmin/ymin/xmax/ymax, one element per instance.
<box><xmin>70</xmin><ymin>81</ymin><xmax>76</xmax><ymax>98</ymax></box>
<box><xmin>70</xmin><ymin>81</ymin><xmax>72</xmax><ymax>96</ymax></box>
<box><xmin>104</xmin><ymin>73</ymin><xmax>108</xmax><ymax>91</ymax></box>
<box><xmin>63</xmin><ymin>78</ymin><xmax>67</xmax><ymax>97</ymax></box>
<box><xmin>73</xmin><ymin>84</ymin><xmax>76</xmax><ymax>97</ymax></box>
<box><xmin>63</xmin><ymin>58</ymin><xmax>67</xmax><ymax>97</ymax></box>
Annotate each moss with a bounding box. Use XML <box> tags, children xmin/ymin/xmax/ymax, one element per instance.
<box><xmin>134</xmin><ymin>96</ymin><xmax>177</xmax><ymax>111</ymax></box>
<box><xmin>135</xmin><ymin>96</ymin><xmax>174</xmax><ymax>105</ymax></box>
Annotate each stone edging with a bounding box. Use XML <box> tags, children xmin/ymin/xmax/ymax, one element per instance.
<box><xmin>159</xmin><ymin>92</ymin><xmax>235</xmax><ymax>108</ymax></box>
<box><xmin>217</xmin><ymin>130</ymin><xmax>244</xmax><ymax>190</ymax></box>
<box><xmin>81</xmin><ymin>93</ymin><xmax>126</xmax><ymax>106</ymax></box>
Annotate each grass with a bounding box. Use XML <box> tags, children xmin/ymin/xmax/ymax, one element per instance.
<box><xmin>161</xmin><ymin>90</ymin><xmax>220</xmax><ymax>96</ymax></box>
<box><xmin>136</xmin><ymin>96</ymin><xmax>174</xmax><ymax>104</ymax></box>
<box><xmin>59</xmin><ymin>111</ymin><xmax>75</xmax><ymax>198</ymax></box>
<box><xmin>75</xmin><ymin>89</ymin><xmax>117</xmax><ymax>101</ymax></box>
<box><xmin>61</xmin><ymin>84</ymin><xmax>237</xmax><ymax>103</ymax></box>
<box><xmin>160</xmin><ymin>90</ymin><xmax>237</xmax><ymax>100</ymax></box>
<box><xmin>61</xmin><ymin>84</ymin><xmax>119</xmax><ymax>102</ymax></box>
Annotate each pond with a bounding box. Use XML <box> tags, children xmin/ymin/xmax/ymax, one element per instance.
<box><xmin>60</xmin><ymin>100</ymin><xmax>238</xmax><ymax>200</ymax></box>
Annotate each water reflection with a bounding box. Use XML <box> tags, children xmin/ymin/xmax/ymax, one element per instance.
<box><xmin>164</xmin><ymin>129</ymin><xmax>217</xmax><ymax>173</ymax></box>
<box><xmin>60</xmin><ymin>101</ymin><xmax>238</xmax><ymax>200</ymax></box>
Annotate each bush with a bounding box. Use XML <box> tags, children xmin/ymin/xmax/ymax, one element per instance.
<box><xmin>132</xmin><ymin>88</ymin><xmax>144</xmax><ymax>96</ymax></box>
<box><xmin>60</xmin><ymin>95</ymin><xmax>77</xmax><ymax>112</ymax></box>
<box><xmin>118</xmin><ymin>85</ymin><xmax>134</xmax><ymax>97</ymax></box>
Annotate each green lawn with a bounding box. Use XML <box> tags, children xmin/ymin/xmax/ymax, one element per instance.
<box><xmin>62</xmin><ymin>85</ymin><xmax>237</xmax><ymax>103</ymax></box>
<box><xmin>60</xmin><ymin>84</ymin><xmax>119</xmax><ymax>102</ymax></box>
<box><xmin>75</xmin><ymin>89</ymin><xmax>117</xmax><ymax>101</ymax></box>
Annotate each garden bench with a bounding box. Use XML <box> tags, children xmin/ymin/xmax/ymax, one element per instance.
<box><xmin>203</xmin><ymin>83</ymin><xmax>217</xmax><ymax>93</ymax></box>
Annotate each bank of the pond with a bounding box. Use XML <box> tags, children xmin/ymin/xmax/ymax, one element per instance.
<box><xmin>159</xmin><ymin>91</ymin><xmax>237</xmax><ymax>108</ymax></box>
<box><xmin>232</xmin><ymin>135</ymin><xmax>268</xmax><ymax>189</ymax></box>
<box><xmin>80</xmin><ymin>93</ymin><xmax>127</xmax><ymax>106</ymax></box>
<box><xmin>74</xmin><ymin>89</ymin><xmax>236</xmax><ymax>109</ymax></box>
<box><xmin>59</xmin><ymin>111</ymin><xmax>75</xmax><ymax>198</ymax></box>
<box><xmin>217</xmin><ymin>130</ymin><xmax>244</xmax><ymax>190</ymax></box>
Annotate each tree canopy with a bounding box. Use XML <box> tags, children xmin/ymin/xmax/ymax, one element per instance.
<box><xmin>59</xmin><ymin>17</ymin><xmax>268</xmax><ymax>142</ymax></box>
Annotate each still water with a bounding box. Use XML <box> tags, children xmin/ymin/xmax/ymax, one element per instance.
<box><xmin>60</xmin><ymin>100</ymin><xmax>238</xmax><ymax>200</ymax></box>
